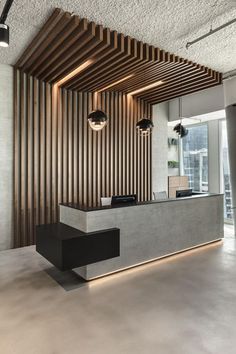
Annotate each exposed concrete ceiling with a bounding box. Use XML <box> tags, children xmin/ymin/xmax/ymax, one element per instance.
<box><xmin>0</xmin><ymin>0</ymin><xmax>236</xmax><ymax>73</ymax></box>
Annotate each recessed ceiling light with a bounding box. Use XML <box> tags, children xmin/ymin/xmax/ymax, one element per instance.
<box><xmin>97</xmin><ymin>74</ymin><xmax>134</xmax><ymax>92</ymax></box>
<box><xmin>129</xmin><ymin>81</ymin><xmax>164</xmax><ymax>96</ymax></box>
<box><xmin>56</xmin><ymin>59</ymin><xmax>93</xmax><ymax>86</ymax></box>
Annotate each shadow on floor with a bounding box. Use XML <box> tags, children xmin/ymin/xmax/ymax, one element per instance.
<box><xmin>45</xmin><ymin>267</ymin><xmax>87</xmax><ymax>291</ymax></box>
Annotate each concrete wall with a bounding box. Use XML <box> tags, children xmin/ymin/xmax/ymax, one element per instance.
<box><xmin>224</xmin><ymin>76</ymin><xmax>236</xmax><ymax>106</ymax></box>
<box><xmin>167</xmin><ymin>126</ymin><xmax>180</xmax><ymax>177</ymax></box>
<box><xmin>152</xmin><ymin>102</ymin><xmax>168</xmax><ymax>196</ymax></box>
<box><xmin>169</xmin><ymin>85</ymin><xmax>224</xmax><ymax>121</ymax></box>
<box><xmin>0</xmin><ymin>64</ymin><xmax>14</xmax><ymax>250</ymax></box>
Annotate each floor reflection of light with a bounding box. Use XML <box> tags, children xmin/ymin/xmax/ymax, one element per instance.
<box><xmin>87</xmin><ymin>239</ymin><xmax>223</xmax><ymax>287</ymax></box>
<box><xmin>223</xmin><ymin>224</ymin><xmax>236</xmax><ymax>251</ymax></box>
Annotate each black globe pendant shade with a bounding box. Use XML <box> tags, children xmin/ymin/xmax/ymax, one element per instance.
<box><xmin>136</xmin><ymin>118</ymin><xmax>154</xmax><ymax>136</ymax></box>
<box><xmin>0</xmin><ymin>0</ymin><xmax>15</xmax><ymax>48</ymax></box>
<box><xmin>173</xmin><ymin>123</ymin><xmax>188</xmax><ymax>138</ymax></box>
<box><xmin>0</xmin><ymin>23</ymin><xmax>9</xmax><ymax>47</ymax></box>
<box><xmin>88</xmin><ymin>110</ymin><xmax>108</xmax><ymax>131</ymax></box>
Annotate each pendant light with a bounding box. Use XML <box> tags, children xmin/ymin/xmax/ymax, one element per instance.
<box><xmin>88</xmin><ymin>110</ymin><xmax>108</xmax><ymax>131</ymax></box>
<box><xmin>0</xmin><ymin>0</ymin><xmax>14</xmax><ymax>48</ymax></box>
<box><xmin>136</xmin><ymin>118</ymin><xmax>154</xmax><ymax>136</ymax></box>
<box><xmin>88</xmin><ymin>94</ymin><xmax>108</xmax><ymax>131</ymax></box>
<box><xmin>173</xmin><ymin>97</ymin><xmax>188</xmax><ymax>138</ymax></box>
<box><xmin>173</xmin><ymin>122</ymin><xmax>188</xmax><ymax>138</ymax></box>
<box><xmin>0</xmin><ymin>24</ymin><xmax>9</xmax><ymax>47</ymax></box>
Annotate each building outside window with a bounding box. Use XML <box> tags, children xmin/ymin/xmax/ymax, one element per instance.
<box><xmin>181</xmin><ymin>124</ymin><xmax>208</xmax><ymax>192</ymax></box>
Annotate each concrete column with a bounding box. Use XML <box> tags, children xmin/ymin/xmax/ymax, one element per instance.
<box><xmin>0</xmin><ymin>64</ymin><xmax>14</xmax><ymax>250</ymax></box>
<box><xmin>224</xmin><ymin>76</ymin><xmax>236</xmax><ymax>233</ymax></box>
<box><xmin>225</xmin><ymin>104</ymin><xmax>236</xmax><ymax>232</ymax></box>
<box><xmin>152</xmin><ymin>102</ymin><xmax>168</xmax><ymax>197</ymax></box>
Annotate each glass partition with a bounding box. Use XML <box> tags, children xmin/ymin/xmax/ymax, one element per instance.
<box><xmin>181</xmin><ymin>124</ymin><xmax>208</xmax><ymax>192</ymax></box>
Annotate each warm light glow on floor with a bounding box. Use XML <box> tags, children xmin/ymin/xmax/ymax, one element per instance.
<box><xmin>97</xmin><ymin>74</ymin><xmax>134</xmax><ymax>92</ymax></box>
<box><xmin>55</xmin><ymin>59</ymin><xmax>93</xmax><ymax>86</ymax></box>
<box><xmin>86</xmin><ymin>239</ymin><xmax>223</xmax><ymax>285</ymax></box>
<box><xmin>129</xmin><ymin>80</ymin><xmax>164</xmax><ymax>96</ymax></box>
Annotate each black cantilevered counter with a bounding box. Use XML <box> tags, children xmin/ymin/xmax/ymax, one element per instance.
<box><xmin>36</xmin><ymin>223</ymin><xmax>120</xmax><ymax>271</ymax></box>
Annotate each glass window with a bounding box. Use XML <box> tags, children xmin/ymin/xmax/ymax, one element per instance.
<box><xmin>221</xmin><ymin>120</ymin><xmax>233</xmax><ymax>221</ymax></box>
<box><xmin>181</xmin><ymin>124</ymin><xmax>208</xmax><ymax>192</ymax></box>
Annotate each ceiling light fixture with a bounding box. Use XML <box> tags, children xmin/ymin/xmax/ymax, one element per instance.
<box><xmin>173</xmin><ymin>123</ymin><xmax>188</xmax><ymax>138</ymax></box>
<box><xmin>56</xmin><ymin>59</ymin><xmax>93</xmax><ymax>86</ymax></box>
<box><xmin>0</xmin><ymin>24</ymin><xmax>9</xmax><ymax>47</ymax></box>
<box><xmin>0</xmin><ymin>0</ymin><xmax>14</xmax><ymax>48</ymax></box>
<box><xmin>136</xmin><ymin>118</ymin><xmax>154</xmax><ymax>137</ymax></box>
<box><xmin>129</xmin><ymin>81</ymin><xmax>164</xmax><ymax>96</ymax></box>
<box><xmin>97</xmin><ymin>74</ymin><xmax>134</xmax><ymax>92</ymax></box>
<box><xmin>88</xmin><ymin>110</ymin><xmax>108</xmax><ymax>132</ymax></box>
<box><xmin>173</xmin><ymin>97</ymin><xmax>188</xmax><ymax>138</ymax></box>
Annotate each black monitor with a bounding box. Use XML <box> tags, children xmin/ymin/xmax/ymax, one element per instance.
<box><xmin>176</xmin><ymin>189</ymin><xmax>192</xmax><ymax>198</ymax></box>
<box><xmin>111</xmin><ymin>194</ymin><xmax>137</xmax><ymax>205</ymax></box>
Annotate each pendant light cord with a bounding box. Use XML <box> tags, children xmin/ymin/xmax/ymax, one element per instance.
<box><xmin>0</xmin><ymin>0</ymin><xmax>14</xmax><ymax>24</ymax></box>
<box><xmin>179</xmin><ymin>97</ymin><xmax>183</xmax><ymax>124</ymax></box>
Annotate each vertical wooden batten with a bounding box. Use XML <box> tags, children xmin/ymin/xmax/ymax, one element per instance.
<box><xmin>14</xmin><ymin>69</ymin><xmax>152</xmax><ymax>247</ymax></box>
<box><xmin>13</xmin><ymin>8</ymin><xmax>221</xmax><ymax>247</ymax></box>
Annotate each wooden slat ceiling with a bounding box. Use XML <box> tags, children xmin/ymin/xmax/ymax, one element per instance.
<box><xmin>15</xmin><ymin>8</ymin><xmax>222</xmax><ymax>105</ymax></box>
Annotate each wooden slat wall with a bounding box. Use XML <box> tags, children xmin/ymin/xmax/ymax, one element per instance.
<box><xmin>14</xmin><ymin>69</ymin><xmax>152</xmax><ymax>247</ymax></box>
<box><xmin>15</xmin><ymin>9</ymin><xmax>222</xmax><ymax>106</ymax></box>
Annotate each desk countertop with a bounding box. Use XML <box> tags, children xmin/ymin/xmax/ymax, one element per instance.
<box><xmin>60</xmin><ymin>193</ymin><xmax>222</xmax><ymax>212</ymax></box>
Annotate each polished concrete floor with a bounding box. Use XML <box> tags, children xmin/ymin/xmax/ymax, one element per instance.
<box><xmin>0</xmin><ymin>225</ymin><xmax>235</xmax><ymax>354</ymax></box>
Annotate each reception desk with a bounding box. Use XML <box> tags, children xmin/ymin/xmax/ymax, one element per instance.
<box><xmin>57</xmin><ymin>194</ymin><xmax>224</xmax><ymax>280</ymax></box>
